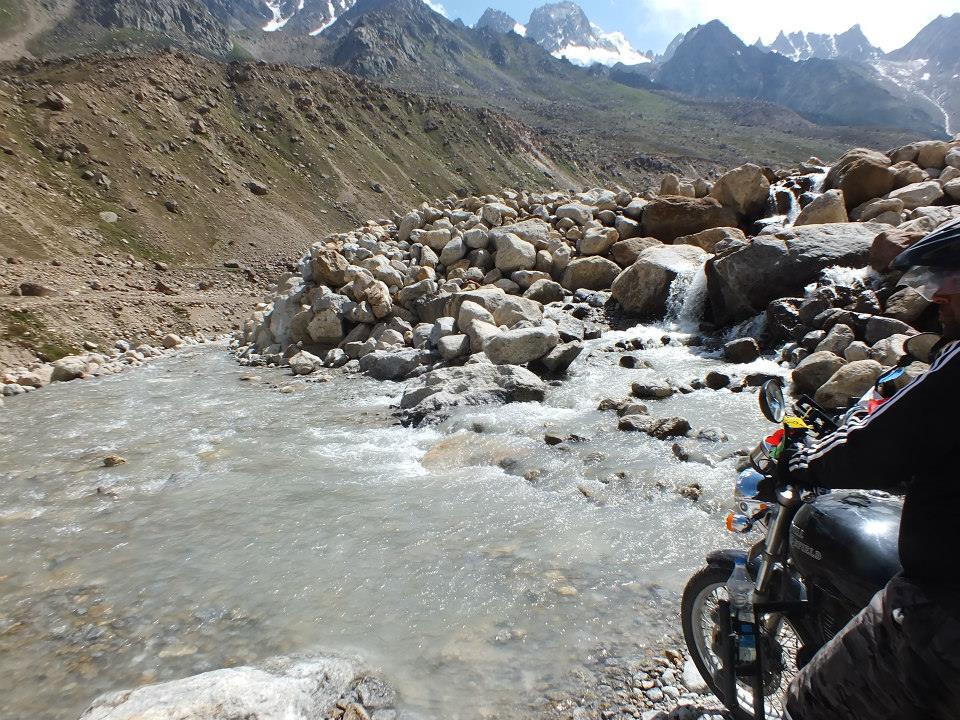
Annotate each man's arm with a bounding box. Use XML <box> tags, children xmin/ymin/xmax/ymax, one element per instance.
<box><xmin>788</xmin><ymin>340</ymin><xmax>960</xmax><ymax>489</ymax></box>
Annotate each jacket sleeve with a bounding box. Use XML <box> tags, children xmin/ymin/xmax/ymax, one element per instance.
<box><xmin>788</xmin><ymin>340</ymin><xmax>960</xmax><ymax>490</ymax></box>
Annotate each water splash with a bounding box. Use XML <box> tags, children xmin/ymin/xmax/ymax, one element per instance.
<box><xmin>664</xmin><ymin>262</ymin><xmax>710</xmax><ymax>332</ymax></box>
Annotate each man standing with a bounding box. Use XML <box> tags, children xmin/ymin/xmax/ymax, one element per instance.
<box><xmin>782</xmin><ymin>218</ymin><xmax>960</xmax><ymax>720</ymax></box>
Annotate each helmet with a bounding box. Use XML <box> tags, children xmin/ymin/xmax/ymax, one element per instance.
<box><xmin>891</xmin><ymin>217</ymin><xmax>960</xmax><ymax>300</ymax></box>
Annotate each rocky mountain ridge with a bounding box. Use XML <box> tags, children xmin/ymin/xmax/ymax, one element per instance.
<box><xmin>759</xmin><ymin>25</ymin><xmax>880</xmax><ymax>63</ymax></box>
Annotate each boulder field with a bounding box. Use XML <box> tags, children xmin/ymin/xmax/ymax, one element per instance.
<box><xmin>227</xmin><ymin>136</ymin><xmax>956</xmax><ymax>420</ymax></box>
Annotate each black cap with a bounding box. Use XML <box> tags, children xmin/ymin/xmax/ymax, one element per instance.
<box><xmin>890</xmin><ymin>216</ymin><xmax>960</xmax><ymax>271</ymax></box>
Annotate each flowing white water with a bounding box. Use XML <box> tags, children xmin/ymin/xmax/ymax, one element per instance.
<box><xmin>0</xmin><ymin>329</ymin><xmax>785</xmax><ymax>719</ymax></box>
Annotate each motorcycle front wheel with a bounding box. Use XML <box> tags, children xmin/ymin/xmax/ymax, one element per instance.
<box><xmin>681</xmin><ymin>564</ymin><xmax>802</xmax><ymax>720</ymax></box>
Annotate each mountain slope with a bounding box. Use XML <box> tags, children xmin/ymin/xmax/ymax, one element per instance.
<box><xmin>657</xmin><ymin>20</ymin><xmax>945</xmax><ymax>136</ymax></box>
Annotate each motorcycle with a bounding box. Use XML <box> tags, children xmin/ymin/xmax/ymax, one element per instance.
<box><xmin>680</xmin><ymin>333</ymin><xmax>940</xmax><ymax>720</ymax></box>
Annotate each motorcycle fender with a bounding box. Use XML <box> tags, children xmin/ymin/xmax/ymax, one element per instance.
<box><xmin>706</xmin><ymin>548</ymin><xmax>762</xmax><ymax>580</ymax></box>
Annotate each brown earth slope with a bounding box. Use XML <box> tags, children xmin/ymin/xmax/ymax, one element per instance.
<box><xmin>0</xmin><ymin>50</ymin><xmax>581</xmax><ymax>367</ymax></box>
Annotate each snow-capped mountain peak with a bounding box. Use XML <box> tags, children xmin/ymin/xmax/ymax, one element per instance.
<box><xmin>494</xmin><ymin>1</ymin><xmax>649</xmax><ymax>67</ymax></box>
<box><xmin>761</xmin><ymin>25</ymin><xmax>880</xmax><ymax>63</ymax></box>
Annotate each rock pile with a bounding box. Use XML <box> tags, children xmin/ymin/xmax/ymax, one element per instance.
<box><xmin>238</xmin><ymin>136</ymin><xmax>960</xmax><ymax>420</ymax></box>
<box><xmin>0</xmin><ymin>334</ymin><xmax>213</xmax><ymax>401</ymax></box>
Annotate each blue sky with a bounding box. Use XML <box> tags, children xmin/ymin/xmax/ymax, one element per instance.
<box><xmin>429</xmin><ymin>0</ymin><xmax>959</xmax><ymax>54</ymax></box>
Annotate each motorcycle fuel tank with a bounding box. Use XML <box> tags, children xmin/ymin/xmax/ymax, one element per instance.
<box><xmin>790</xmin><ymin>491</ymin><xmax>902</xmax><ymax>609</ymax></box>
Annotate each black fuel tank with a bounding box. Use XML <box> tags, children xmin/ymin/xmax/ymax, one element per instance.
<box><xmin>790</xmin><ymin>491</ymin><xmax>902</xmax><ymax>609</ymax></box>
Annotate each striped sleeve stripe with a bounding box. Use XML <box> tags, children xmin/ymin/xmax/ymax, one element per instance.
<box><xmin>790</xmin><ymin>340</ymin><xmax>960</xmax><ymax>471</ymax></box>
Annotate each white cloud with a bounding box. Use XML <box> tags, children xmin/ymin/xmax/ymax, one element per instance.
<box><xmin>423</xmin><ymin>0</ymin><xmax>448</xmax><ymax>16</ymax></box>
<box><xmin>641</xmin><ymin>0</ymin><xmax>959</xmax><ymax>52</ymax></box>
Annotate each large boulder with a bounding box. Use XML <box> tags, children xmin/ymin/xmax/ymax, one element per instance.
<box><xmin>612</xmin><ymin>245</ymin><xmax>707</xmax><ymax>318</ymax></box>
<box><xmin>493</xmin><ymin>233</ymin><xmax>536</xmax><ymax>273</ymax></box>
<box><xmin>555</xmin><ymin>203</ymin><xmax>593</xmax><ymax>225</ymax></box>
<box><xmin>640</xmin><ymin>197</ymin><xmax>739</xmax><ymax>243</ymax></box>
<box><xmin>887</xmin><ymin>181</ymin><xmax>945</xmax><ymax>211</ymax></box>
<box><xmin>794</xmin><ymin>190</ymin><xmax>848</xmax><ymax>226</ymax></box>
<box><xmin>815</xmin><ymin>360</ymin><xmax>884</xmax><ymax>410</ymax></box>
<box><xmin>706</xmin><ymin>222</ymin><xmax>885</xmax><ymax>324</ymax></box>
<box><xmin>561</xmin><ymin>256</ymin><xmax>622</xmax><ymax>291</ymax></box>
<box><xmin>484</xmin><ymin>324</ymin><xmax>560</xmax><ymax>365</ymax></box>
<box><xmin>709</xmin><ymin>163</ymin><xmax>771</xmax><ymax>220</ymax></box>
<box><xmin>78</xmin><ymin>655</ymin><xmax>384</xmax><ymax>720</ymax></box>
<box><xmin>579</xmin><ymin>227</ymin><xmax>619</xmax><ymax>256</ymax></box>
<box><xmin>824</xmin><ymin>149</ymin><xmax>895</xmax><ymax>210</ymax></box>
<box><xmin>495</xmin><ymin>219</ymin><xmax>552</xmax><ymax>248</ymax></box>
<box><xmin>398</xmin><ymin>364</ymin><xmax>548</xmax><ymax>425</ymax></box>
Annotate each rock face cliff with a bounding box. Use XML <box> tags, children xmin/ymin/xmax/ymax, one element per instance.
<box><xmin>655</xmin><ymin>20</ymin><xmax>946</xmax><ymax>137</ymax></box>
<box><xmin>762</xmin><ymin>25</ymin><xmax>880</xmax><ymax>63</ymax></box>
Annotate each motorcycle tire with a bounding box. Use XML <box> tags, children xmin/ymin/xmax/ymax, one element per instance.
<box><xmin>681</xmin><ymin>564</ymin><xmax>758</xmax><ymax>720</ymax></box>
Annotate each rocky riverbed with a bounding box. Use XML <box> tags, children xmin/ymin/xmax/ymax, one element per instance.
<box><xmin>3</xmin><ymin>135</ymin><xmax>960</xmax><ymax>719</ymax></box>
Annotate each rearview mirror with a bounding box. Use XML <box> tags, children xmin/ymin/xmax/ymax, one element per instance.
<box><xmin>759</xmin><ymin>378</ymin><xmax>786</xmax><ymax>424</ymax></box>
<box><xmin>903</xmin><ymin>333</ymin><xmax>940</xmax><ymax>364</ymax></box>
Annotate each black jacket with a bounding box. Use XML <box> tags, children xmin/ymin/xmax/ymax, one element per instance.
<box><xmin>788</xmin><ymin>340</ymin><xmax>960</xmax><ymax>585</ymax></box>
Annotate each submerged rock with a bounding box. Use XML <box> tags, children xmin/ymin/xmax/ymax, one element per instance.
<box><xmin>398</xmin><ymin>364</ymin><xmax>548</xmax><ymax>425</ymax></box>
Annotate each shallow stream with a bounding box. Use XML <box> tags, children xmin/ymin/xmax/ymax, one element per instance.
<box><xmin>0</xmin><ymin>323</ymin><xmax>784</xmax><ymax>719</ymax></box>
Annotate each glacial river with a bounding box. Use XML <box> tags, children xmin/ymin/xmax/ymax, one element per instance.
<box><xmin>0</xmin><ymin>323</ymin><xmax>783</xmax><ymax>719</ymax></box>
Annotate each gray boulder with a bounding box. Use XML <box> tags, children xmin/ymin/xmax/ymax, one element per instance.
<box><xmin>888</xmin><ymin>181</ymin><xmax>944</xmax><ymax>210</ymax></box>
<box><xmin>437</xmin><ymin>334</ymin><xmax>471</xmax><ymax>360</ymax></box>
<box><xmin>794</xmin><ymin>190</ymin><xmax>848</xmax><ymax>226</ymax></box>
<box><xmin>709</xmin><ymin>163</ymin><xmax>771</xmax><ymax>219</ymax></box>
<box><xmin>523</xmin><ymin>278</ymin><xmax>565</xmax><ymax>304</ymax></box>
<box><xmin>539</xmin><ymin>341</ymin><xmax>584</xmax><ymax>374</ymax></box>
<box><xmin>706</xmin><ymin>223</ymin><xmax>885</xmax><ymax>324</ymax></box>
<box><xmin>289</xmin><ymin>350</ymin><xmax>322</xmax><ymax>375</ymax></box>
<box><xmin>484</xmin><ymin>324</ymin><xmax>560</xmax><ymax>365</ymax></box>
<box><xmin>78</xmin><ymin>654</ymin><xmax>381</xmax><ymax>720</ymax></box>
<box><xmin>399</xmin><ymin>364</ymin><xmax>548</xmax><ymax>425</ymax></box>
<box><xmin>494</xmin><ymin>233</ymin><xmax>536</xmax><ymax>273</ymax></box>
<box><xmin>561</xmin><ymin>256</ymin><xmax>621</xmax><ymax>291</ymax></box>
<box><xmin>358</xmin><ymin>349</ymin><xmax>424</xmax><ymax>381</ymax></box>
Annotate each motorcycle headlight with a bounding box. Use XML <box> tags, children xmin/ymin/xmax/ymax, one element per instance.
<box><xmin>735</xmin><ymin>468</ymin><xmax>765</xmax><ymax>499</ymax></box>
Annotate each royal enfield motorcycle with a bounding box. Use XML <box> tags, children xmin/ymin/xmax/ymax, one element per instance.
<box><xmin>680</xmin><ymin>333</ymin><xmax>940</xmax><ymax>719</ymax></box>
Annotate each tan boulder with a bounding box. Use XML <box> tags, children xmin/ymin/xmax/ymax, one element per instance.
<box><xmin>815</xmin><ymin>360</ymin><xmax>883</xmax><ymax>410</ymax></box>
<box><xmin>640</xmin><ymin>197</ymin><xmax>739</xmax><ymax>243</ymax></box>
<box><xmin>709</xmin><ymin>163</ymin><xmax>771</xmax><ymax>219</ymax></box>
<box><xmin>891</xmin><ymin>161</ymin><xmax>929</xmax><ymax>189</ymax></box>
<box><xmin>888</xmin><ymin>181</ymin><xmax>944</xmax><ymax>211</ymax></box>
<box><xmin>824</xmin><ymin>149</ymin><xmax>895</xmax><ymax>209</ymax></box>
<box><xmin>795</xmin><ymin>190</ymin><xmax>848</xmax><ymax>226</ymax></box>
<box><xmin>916</xmin><ymin>140</ymin><xmax>950</xmax><ymax>169</ymax></box>
<box><xmin>849</xmin><ymin>197</ymin><xmax>904</xmax><ymax>222</ymax></box>
<box><xmin>869</xmin><ymin>228</ymin><xmax>926</xmax><ymax>272</ymax></box>
<box><xmin>660</xmin><ymin>174</ymin><xmax>681</xmax><ymax>195</ymax></box>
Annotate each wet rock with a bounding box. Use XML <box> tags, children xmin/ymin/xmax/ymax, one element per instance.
<box><xmin>724</xmin><ymin>338</ymin><xmax>760</xmax><ymax>363</ymax></box>
<box><xmin>102</xmin><ymin>454</ymin><xmax>126</xmax><ymax>467</ymax></box>
<box><xmin>399</xmin><ymin>364</ymin><xmax>547</xmax><ymax>425</ymax></box>
<box><xmin>631</xmin><ymin>379</ymin><xmax>674</xmax><ymax>400</ymax></box>
<box><xmin>704</xmin><ymin>371</ymin><xmax>731</xmax><ymax>390</ymax></box>
<box><xmin>612</xmin><ymin>245</ymin><xmax>706</xmax><ymax>318</ymax></box>
<box><xmin>706</xmin><ymin>222</ymin><xmax>884</xmax><ymax>324</ymax></box>
<box><xmin>539</xmin><ymin>341</ymin><xmax>584</xmax><ymax>373</ymax></box>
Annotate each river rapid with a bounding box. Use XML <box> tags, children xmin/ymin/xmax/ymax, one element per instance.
<box><xmin>0</xmin><ymin>320</ymin><xmax>784</xmax><ymax>719</ymax></box>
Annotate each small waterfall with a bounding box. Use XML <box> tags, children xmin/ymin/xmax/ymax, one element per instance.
<box><xmin>664</xmin><ymin>261</ymin><xmax>710</xmax><ymax>332</ymax></box>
